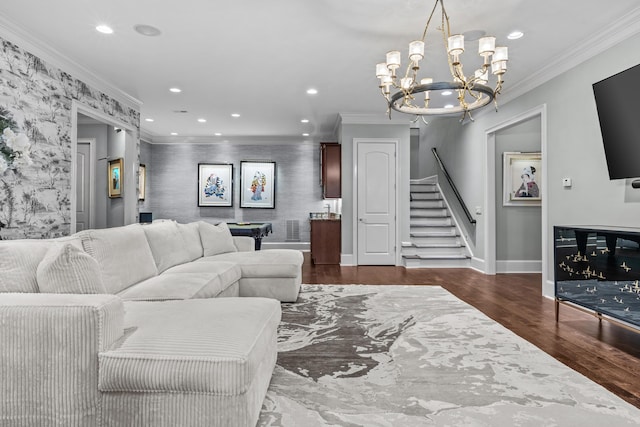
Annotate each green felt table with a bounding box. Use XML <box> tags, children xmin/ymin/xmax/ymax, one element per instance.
<box><xmin>227</xmin><ymin>222</ymin><xmax>272</xmax><ymax>250</ymax></box>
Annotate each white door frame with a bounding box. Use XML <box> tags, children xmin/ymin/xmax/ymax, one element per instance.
<box><xmin>76</xmin><ymin>137</ymin><xmax>96</xmax><ymax>230</ymax></box>
<box><xmin>352</xmin><ymin>138</ymin><xmax>401</xmax><ymax>266</ymax></box>
<box><xmin>483</xmin><ymin>104</ymin><xmax>549</xmax><ymax>293</ymax></box>
<box><xmin>71</xmin><ymin>100</ymin><xmax>137</xmax><ymax>234</ymax></box>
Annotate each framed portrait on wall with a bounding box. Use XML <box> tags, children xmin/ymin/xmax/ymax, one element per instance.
<box><xmin>108</xmin><ymin>158</ymin><xmax>123</xmax><ymax>198</ymax></box>
<box><xmin>240</xmin><ymin>161</ymin><xmax>276</xmax><ymax>208</ymax></box>
<box><xmin>198</xmin><ymin>163</ymin><xmax>233</xmax><ymax>207</ymax></box>
<box><xmin>138</xmin><ymin>164</ymin><xmax>146</xmax><ymax>201</ymax></box>
<box><xmin>503</xmin><ymin>152</ymin><xmax>542</xmax><ymax>206</ymax></box>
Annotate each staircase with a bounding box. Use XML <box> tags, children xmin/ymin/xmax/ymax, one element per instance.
<box><xmin>403</xmin><ymin>177</ymin><xmax>471</xmax><ymax>268</ymax></box>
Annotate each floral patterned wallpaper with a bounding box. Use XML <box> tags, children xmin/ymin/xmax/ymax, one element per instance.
<box><xmin>0</xmin><ymin>36</ymin><xmax>140</xmax><ymax>239</ymax></box>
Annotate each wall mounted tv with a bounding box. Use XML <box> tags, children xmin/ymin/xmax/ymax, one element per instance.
<box><xmin>592</xmin><ymin>63</ymin><xmax>640</xmax><ymax>181</ymax></box>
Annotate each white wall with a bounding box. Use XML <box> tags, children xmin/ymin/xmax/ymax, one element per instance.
<box><xmin>420</xmin><ymin>31</ymin><xmax>640</xmax><ymax>296</ymax></box>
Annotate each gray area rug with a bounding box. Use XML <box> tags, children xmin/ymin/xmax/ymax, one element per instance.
<box><xmin>258</xmin><ymin>284</ymin><xmax>640</xmax><ymax>426</ymax></box>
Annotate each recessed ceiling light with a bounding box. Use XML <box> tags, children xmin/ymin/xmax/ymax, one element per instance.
<box><xmin>508</xmin><ymin>31</ymin><xmax>524</xmax><ymax>40</ymax></box>
<box><xmin>306</xmin><ymin>88</ymin><xmax>318</xmax><ymax>95</ymax></box>
<box><xmin>231</xmin><ymin>113</ymin><xmax>240</xmax><ymax>118</ymax></box>
<box><xmin>145</xmin><ymin>118</ymin><xmax>154</xmax><ymax>122</ymax></box>
<box><xmin>170</xmin><ymin>132</ymin><xmax>178</xmax><ymax>136</ymax></box>
<box><xmin>302</xmin><ymin>133</ymin><xmax>310</xmax><ymax>137</ymax></box>
<box><xmin>441</xmin><ymin>90</ymin><xmax>453</xmax><ymax>96</ymax></box>
<box><xmin>197</xmin><ymin>118</ymin><xmax>207</xmax><ymax>123</ymax></box>
<box><xmin>301</xmin><ymin>119</ymin><xmax>310</xmax><ymax>123</ymax></box>
<box><xmin>214</xmin><ymin>133</ymin><xmax>222</xmax><ymax>136</ymax></box>
<box><xmin>95</xmin><ymin>25</ymin><xmax>113</xmax><ymax>34</ymax></box>
<box><xmin>134</xmin><ymin>24</ymin><xmax>162</xmax><ymax>37</ymax></box>
<box><xmin>169</xmin><ymin>87</ymin><xmax>182</xmax><ymax>93</ymax></box>
<box><xmin>444</xmin><ymin>104</ymin><xmax>454</xmax><ymax>109</ymax></box>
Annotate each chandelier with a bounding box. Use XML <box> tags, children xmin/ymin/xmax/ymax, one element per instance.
<box><xmin>376</xmin><ymin>0</ymin><xmax>508</xmax><ymax>122</ymax></box>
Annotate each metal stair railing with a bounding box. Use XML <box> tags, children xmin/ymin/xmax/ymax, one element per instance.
<box><xmin>431</xmin><ymin>147</ymin><xmax>476</xmax><ymax>225</ymax></box>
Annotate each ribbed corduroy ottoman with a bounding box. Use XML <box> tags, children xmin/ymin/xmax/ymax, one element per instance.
<box><xmin>99</xmin><ymin>297</ymin><xmax>281</xmax><ymax>427</ymax></box>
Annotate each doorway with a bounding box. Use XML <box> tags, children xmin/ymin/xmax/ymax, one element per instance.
<box><xmin>484</xmin><ymin>105</ymin><xmax>549</xmax><ymax>294</ymax></box>
<box><xmin>71</xmin><ymin>101</ymin><xmax>138</xmax><ymax>233</ymax></box>
<box><xmin>354</xmin><ymin>139</ymin><xmax>398</xmax><ymax>265</ymax></box>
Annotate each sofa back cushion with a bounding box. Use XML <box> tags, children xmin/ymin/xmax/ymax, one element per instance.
<box><xmin>177</xmin><ymin>222</ymin><xmax>204</xmax><ymax>261</ymax></box>
<box><xmin>198</xmin><ymin>221</ymin><xmax>238</xmax><ymax>257</ymax></box>
<box><xmin>0</xmin><ymin>236</ymin><xmax>82</xmax><ymax>293</ymax></box>
<box><xmin>142</xmin><ymin>221</ymin><xmax>193</xmax><ymax>273</ymax></box>
<box><xmin>78</xmin><ymin>224</ymin><xmax>158</xmax><ymax>294</ymax></box>
<box><xmin>37</xmin><ymin>243</ymin><xmax>107</xmax><ymax>294</ymax></box>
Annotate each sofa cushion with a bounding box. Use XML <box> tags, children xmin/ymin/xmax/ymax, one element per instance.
<box><xmin>36</xmin><ymin>243</ymin><xmax>107</xmax><ymax>294</ymax></box>
<box><xmin>0</xmin><ymin>236</ymin><xmax>82</xmax><ymax>293</ymax></box>
<box><xmin>116</xmin><ymin>270</ymin><xmax>236</xmax><ymax>301</ymax></box>
<box><xmin>198</xmin><ymin>249</ymin><xmax>303</xmax><ymax>278</ymax></box>
<box><xmin>177</xmin><ymin>222</ymin><xmax>204</xmax><ymax>261</ymax></box>
<box><xmin>142</xmin><ymin>221</ymin><xmax>192</xmax><ymax>273</ymax></box>
<box><xmin>198</xmin><ymin>221</ymin><xmax>237</xmax><ymax>256</ymax></box>
<box><xmin>163</xmin><ymin>261</ymin><xmax>241</xmax><ymax>288</ymax></box>
<box><xmin>77</xmin><ymin>224</ymin><xmax>158</xmax><ymax>294</ymax></box>
<box><xmin>99</xmin><ymin>298</ymin><xmax>281</xmax><ymax>395</ymax></box>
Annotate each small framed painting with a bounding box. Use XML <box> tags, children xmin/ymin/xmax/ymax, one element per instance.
<box><xmin>138</xmin><ymin>164</ymin><xmax>146</xmax><ymax>201</ymax></box>
<box><xmin>240</xmin><ymin>161</ymin><xmax>276</xmax><ymax>208</ymax></box>
<box><xmin>198</xmin><ymin>163</ymin><xmax>233</xmax><ymax>207</ymax></box>
<box><xmin>503</xmin><ymin>152</ymin><xmax>542</xmax><ymax>206</ymax></box>
<box><xmin>108</xmin><ymin>158</ymin><xmax>123</xmax><ymax>198</ymax></box>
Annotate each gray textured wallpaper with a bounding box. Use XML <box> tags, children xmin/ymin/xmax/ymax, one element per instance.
<box><xmin>147</xmin><ymin>142</ymin><xmax>329</xmax><ymax>242</ymax></box>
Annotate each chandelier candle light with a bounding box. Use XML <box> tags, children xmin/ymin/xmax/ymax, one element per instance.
<box><xmin>376</xmin><ymin>0</ymin><xmax>508</xmax><ymax>122</ymax></box>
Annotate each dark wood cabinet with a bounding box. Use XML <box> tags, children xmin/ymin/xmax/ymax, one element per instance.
<box><xmin>321</xmin><ymin>143</ymin><xmax>341</xmax><ymax>199</ymax></box>
<box><xmin>310</xmin><ymin>219</ymin><xmax>341</xmax><ymax>265</ymax></box>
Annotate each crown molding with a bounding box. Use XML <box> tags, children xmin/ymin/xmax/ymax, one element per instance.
<box><xmin>501</xmin><ymin>6</ymin><xmax>640</xmax><ymax>105</ymax></box>
<box><xmin>140</xmin><ymin>129</ymin><xmax>155</xmax><ymax>144</ymax></box>
<box><xmin>338</xmin><ymin>113</ymin><xmax>411</xmax><ymax>126</ymax></box>
<box><xmin>0</xmin><ymin>15</ymin><xmax>143</xmax><ymax>111</ymax></box>
<box><xmin>148</xmin><ymin>134</ymin><xmax>320</xmax><ymax>145</ymax></box>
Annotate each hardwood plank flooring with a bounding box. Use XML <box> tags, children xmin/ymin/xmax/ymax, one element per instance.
<box><xmin>302</xmin><ymin>253</ymin><xmax>640</xmax><ymax>408</ymax></box>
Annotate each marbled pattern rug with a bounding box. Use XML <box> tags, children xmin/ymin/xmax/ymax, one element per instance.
<box><xmin>258</xmin><ymin>285</ymin><xmax>640</xmax><ymax>426</ymax></box>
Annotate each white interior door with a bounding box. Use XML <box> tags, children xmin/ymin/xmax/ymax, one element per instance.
<box><xmin>76</xmin><ymin>139</ymin><xmax>95</xmax><ymax>232</ymax></box>
<box><xmin>357</xmin><ymin>141</ymin><xmax>396</xmax><ymax>265</ymax></box>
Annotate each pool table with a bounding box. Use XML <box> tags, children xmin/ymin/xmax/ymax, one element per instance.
<box><xmin>227</xmin><ymin>222</ymin><xmax>273</xmax><ymax>250</ymax></box>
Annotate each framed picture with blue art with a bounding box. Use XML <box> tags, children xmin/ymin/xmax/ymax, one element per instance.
<box><xmin>240</xmin><ymin>161</ymin><xmax>276</xmax><ymax>208</ymax></box>
<box><xmin>198</xmin><ymin>163</ymin><xmax>233</xmax><ymax>207</ymax></box>
<box><xmin>108</xmin><ymin>158</ymin><xmax>123</xmax><ymax>198</ymax></box>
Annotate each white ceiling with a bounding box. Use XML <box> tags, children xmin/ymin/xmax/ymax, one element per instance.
<box><xmin>1</xmin><ymin>0</ymin><xmax>639</xmax><ymax>143</ymax></box>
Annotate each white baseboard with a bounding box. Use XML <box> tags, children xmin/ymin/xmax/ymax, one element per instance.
<box><xmin>470</xmin><ymin>257</ymin><xmax>486</xmax><ymax>273</ymax></box>
<box><xmin>262</xmin><ymin>242</ymin><xmax>310</xmax><ymax>251</ymax></box>
<box><xmin>341</xmin><ymin>253</ymin><xmax>355</xmax><ymax>266</ymax></box>
<box><xmin>496</xmin><ymin>260</ymin><xmax>542</xmax><ymax>273</ymax></box>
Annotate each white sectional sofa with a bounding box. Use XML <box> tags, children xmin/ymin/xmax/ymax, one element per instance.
<box><xmin>0</xmin><ymin>220</ymin><xmax>303</xmax><ymax>426</ymax></box>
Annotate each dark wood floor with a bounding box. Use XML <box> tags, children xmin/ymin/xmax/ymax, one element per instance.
<box><xmin>302</xmin><ymin>254</ymin><xmax>640</xmax><ymax>409</ymax></box>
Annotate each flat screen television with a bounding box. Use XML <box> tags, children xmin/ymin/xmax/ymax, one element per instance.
<box><xmin>592</xmin><ymin>63</ymin><xmax>640</xmax><ymax>180</ymax></box>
